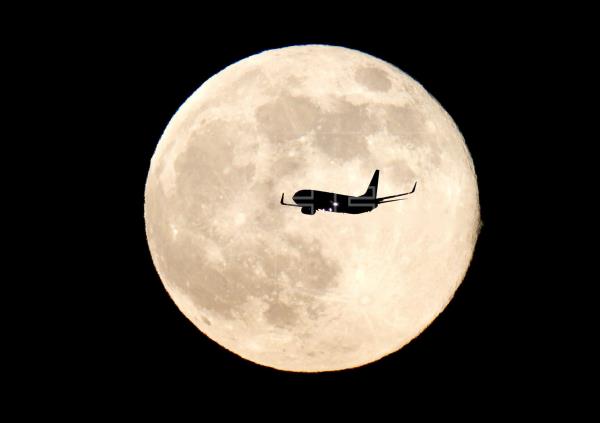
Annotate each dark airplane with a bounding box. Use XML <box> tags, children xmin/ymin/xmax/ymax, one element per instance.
<box><xmin>280</xmin><ymin>170</ymin><xmax>417</xmax><ymax>215</ymax></box>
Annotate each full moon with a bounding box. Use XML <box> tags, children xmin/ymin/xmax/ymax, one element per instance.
<box><xmin>145</xmin><ymin>45</ymin><xmax>480</xmax><ymax>372</ymax></box>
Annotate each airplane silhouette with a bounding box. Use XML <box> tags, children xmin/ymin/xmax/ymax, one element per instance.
<box><xmin>280</xmin><ymin>170</ymin><xmax>417</xmax><ymax>215</ymax></box>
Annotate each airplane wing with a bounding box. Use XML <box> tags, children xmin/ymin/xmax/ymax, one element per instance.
<box><xmin>378</xmin><ymin>198</ymin><xmax>406</xmax><ymax>204</ymax></box>
<box><xmin>376</xmin><ymin>182</ymin><xmax>417</xmax><ymax>202</ymax></box>
<box><xmin>280</xmin><ymin>193</ymin><xmax>303</xmax><ymax>207</ymax></box>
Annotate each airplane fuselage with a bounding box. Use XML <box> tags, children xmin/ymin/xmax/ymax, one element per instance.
<box><xmin>292</xmin><ymin>190</ymin><xmax>377</xmax><ymax>215</ymax></box>
<box><xmin>280</xmin><ymin>170</ymin><xmax>416</xmax><ymax>215</ymax></box>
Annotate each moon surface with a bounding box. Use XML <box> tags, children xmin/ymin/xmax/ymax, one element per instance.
<box><xmin>145</xmin><ymin>45</ymin><xmax>480</xmax><ymax>372</ymax></box>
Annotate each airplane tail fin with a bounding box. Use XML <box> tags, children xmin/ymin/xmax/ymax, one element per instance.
<box><xmin>362</xmin><ymin>170</ymin><xmax>379</xmax><ymax>199</ymax></box>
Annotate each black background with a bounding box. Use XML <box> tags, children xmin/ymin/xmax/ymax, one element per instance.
<box><xmin>25</xmin><ymin>11</ymin><xmax>581</xmax><ymax>410</ymax></box>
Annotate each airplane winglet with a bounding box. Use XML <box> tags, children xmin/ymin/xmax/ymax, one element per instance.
<box><xmin>375</xmin><ymin>181</ymin><xmax>418</xmax><ymax>202</ymax></box>
<box><xmin>280</xmin><ymin>193</ymin><xmax>304</xmax><ymax>208</ymax></box>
